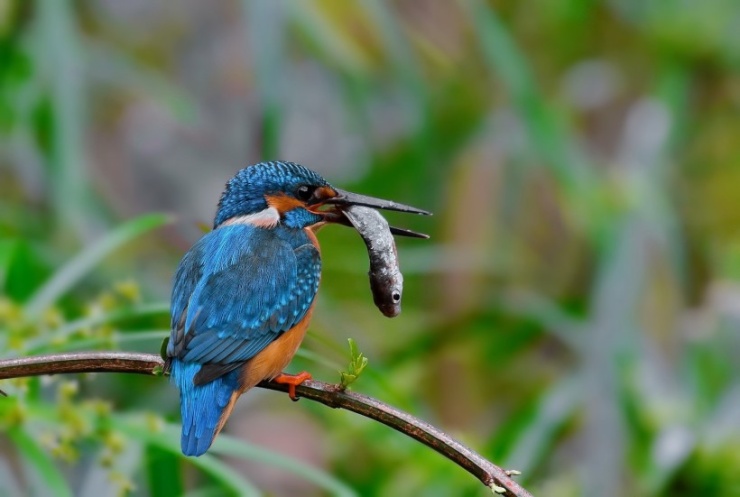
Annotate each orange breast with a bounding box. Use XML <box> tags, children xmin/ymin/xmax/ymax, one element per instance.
<box><xmin>305</xmin><ymin>225</ymin><xmax>322</xmax><ymax>252</ymax></box>
<box><xmin>215</xmin><ymin>306</ymin><xmax>316</xmax><ymax>437</ymax></box>
<box><xmin>239</xmin><ymin>304</ymin><xmax>315</xmax><ymax>390</ymax></box>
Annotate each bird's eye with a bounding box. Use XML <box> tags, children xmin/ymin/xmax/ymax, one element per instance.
<box><xmin>295</xmin><ymin>185</ymin><xmax>315</xmax><ymax>202</ymax></box>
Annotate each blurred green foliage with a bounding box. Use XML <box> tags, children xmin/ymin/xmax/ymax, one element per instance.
<box><xmin>3</xmin><ymin>0</ymin><xmax>740</xmax><ymax>496</ymax></box>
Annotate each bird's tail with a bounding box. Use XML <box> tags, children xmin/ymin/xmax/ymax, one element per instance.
<box><xmin>169</xmin><ymin>359</ymin><xmax>241</xmax><ymax>456</ymax></box>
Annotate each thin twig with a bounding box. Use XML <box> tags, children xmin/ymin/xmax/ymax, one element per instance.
<box><xmin>0</xmin><ymin>352</ymin><xmax>534</xmax><ymax>497</ymax></box>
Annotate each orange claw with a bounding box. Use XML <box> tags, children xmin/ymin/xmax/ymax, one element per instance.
<box><xmin>273</xmin><ymin>371</ymin><xmax>312</xmax><ymax>401</ymax></box>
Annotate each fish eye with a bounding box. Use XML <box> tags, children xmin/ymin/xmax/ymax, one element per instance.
<box><xmin>295</xmin><ymin>185</ymin><xmax>316</xmax><ymax>202</ymax></box>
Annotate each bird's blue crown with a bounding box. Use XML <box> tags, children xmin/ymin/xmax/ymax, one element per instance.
<box><xmin>214</xmin><ymin>161</ymin><xmax>330</xmax><ymax>229</ymax></box>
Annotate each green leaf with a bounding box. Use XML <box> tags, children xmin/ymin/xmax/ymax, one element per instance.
<box><xmin>464</xmin><ymin>0</ymin><xmax>598</xmax><ymax>229</ymax></box>
<box><xmin>189</xmin><ymin>453</ymin><xmax>262</xmax><ymax>497</ymax></box>
<box><xmin>119</xmin><ymin>416</ymin><xmax>357</xmax><ymax>497</ymax></box>
<box><xmin>2</xmin><ymin>239</ymin><xmax>51</xmax><ymax>302</ymax></box>
<box><xmin>498</xmin><ymin>375</ymin><xmax>582</xmax><ymax>475</ymax></box>
<box><xmin>0</xmin><ymin>239</ymin><xmax>18</xmax><ymax>291</ymax></box>
<box><xmin>146</xmin><ymin>444</ymin><xmax>184</xmax><ymax>497</ymax></box>
<box><xmin>26</xmin><ymin>302</ymin><xmax>170</xmax><ymax>353</ymax></box>
<box><xmin>117</xmin><ymin>418</ymin><xmax>261</xmax><ymax>497</ymax></box>
<box><xmin>210</xmin><ymin>434</ymin><xmax>359</xmax><ymax>497</ymax></box>
<box><xmin>24</xmin><ymin>214</ymin><xmax>172</xmax><ymax>317</ymax></box>
<box><xmin>7</xmin><ymin>426</ymin><xmax>74</xmax><ymax>497</ymax></box>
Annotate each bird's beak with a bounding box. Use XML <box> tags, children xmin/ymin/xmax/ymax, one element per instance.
<box><xmin>324</xmin><ymin>188</ymin><xmax>431</xmax><ymax>238</ymax></box>
<box><xmin>326</xmin><ymin>188</ymin><xmax>432</xmax><ymax>215</ymax></box>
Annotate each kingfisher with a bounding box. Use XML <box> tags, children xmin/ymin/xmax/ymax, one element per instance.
<box><xmin>164</xmin><ymin>161</ymin><xmax>429</xmax><ymax>456</ymax></box>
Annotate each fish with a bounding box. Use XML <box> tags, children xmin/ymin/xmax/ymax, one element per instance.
<box><xmin>341</xmin><ymin>205</ymin><xmax>406</xmax><ymax>318</ymax></box>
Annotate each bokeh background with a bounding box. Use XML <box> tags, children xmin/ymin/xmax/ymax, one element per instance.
<box><xmin>2</xmin><ymin>1</ymin><xmax>740</xmax><ymax>496</ymax></box>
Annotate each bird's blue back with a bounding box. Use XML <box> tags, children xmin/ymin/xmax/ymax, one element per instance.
<box><xmin>167</xmin><ymin>223</ymin><xmax>321</xmax><ymax>455</ymax></box>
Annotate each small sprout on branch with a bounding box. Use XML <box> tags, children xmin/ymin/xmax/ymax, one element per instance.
<box><xmin>156</xmin><ymin>337</ymin><xmax>169</xmax><ymax>376</ymax></box>
<box><xmin>339</xmin><ymin>338</ymin><xmax>368</xmax><ymax>390</ymax></box>
<box><xmin>506</xmin><ymin>469</ymin><xmax>521</xmax><ymax>477</ymax></box>
<box><xmin>159</xmin><ymin>337</ymin><xmax>169</xmax><ymax>361</ymax></box>
<box><xmin>490</xmin><ymin>483</ymin><xmax>507</xmax><ymax>494</ymax></box>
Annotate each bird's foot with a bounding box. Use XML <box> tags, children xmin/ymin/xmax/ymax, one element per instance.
<box><xmin>273</xmin><ymin>371</ymin><xmax>312</xmax><ymax>401</ymax></box>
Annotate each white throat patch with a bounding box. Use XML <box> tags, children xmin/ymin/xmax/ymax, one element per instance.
<box><xmin>220</xmin><ymin>207</ymin><xmax>280</xmax><ymax>229</ymax></box>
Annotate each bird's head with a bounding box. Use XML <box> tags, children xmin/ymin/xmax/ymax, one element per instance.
<box><xmin>214</xmin><ymin>161</ymin><xmax>429</xmax><ymax>232</ymax></box>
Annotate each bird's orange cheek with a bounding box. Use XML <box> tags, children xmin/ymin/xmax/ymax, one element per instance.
<box><xmin>265</xmin><ymin>193</ymin><xmax>304</xmax><ymax>214</ymax></box>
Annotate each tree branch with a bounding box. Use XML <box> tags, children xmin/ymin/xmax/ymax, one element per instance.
<box><xmin>0</xmin><ymin>352</ymin><xmax>533</xmax><ymax>497</ymax></box>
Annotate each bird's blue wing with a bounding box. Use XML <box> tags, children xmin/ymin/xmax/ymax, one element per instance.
<box><xmin>167</xmin><ymin>225</ymin><xmax>320</xmax><ymax>384</ymax></box>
